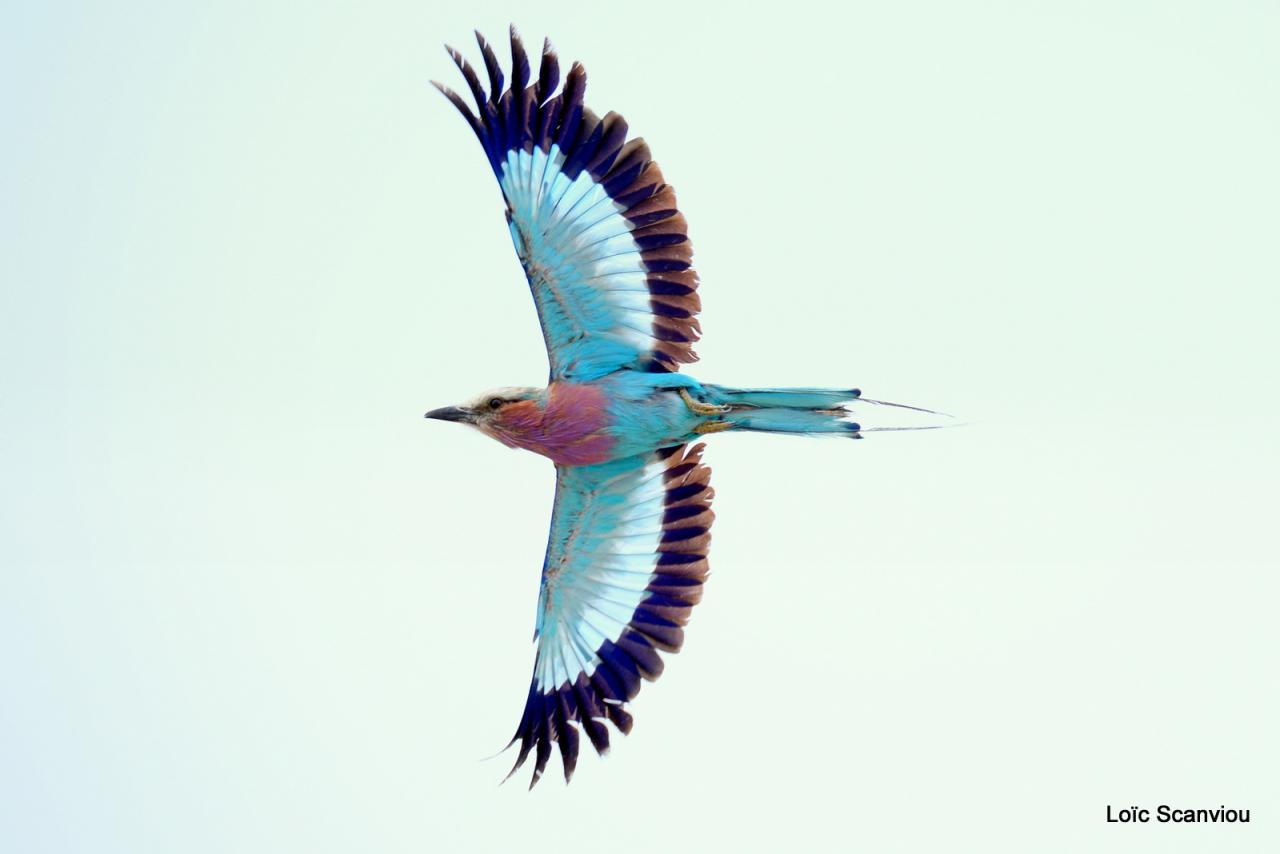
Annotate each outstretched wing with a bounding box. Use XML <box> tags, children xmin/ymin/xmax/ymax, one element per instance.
<box><xmin>506</xmin><ymin>444</ymin><xmax>714</xmax><ymax>787</ymax></box>
<box><xmin>433</xmin><ymin>28</ymin><xmax>701</xmax><ymax>381</ymax></box>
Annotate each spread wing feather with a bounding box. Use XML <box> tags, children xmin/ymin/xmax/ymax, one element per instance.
<box><xmin>505</xmin><ymin>443</ymin><xmax>713</xmax><ymax>787</ymax></box>
<box><xmin>434</xmin><ymin>28</ymin><xmax>701</xmax><ymax>381</ymax></box>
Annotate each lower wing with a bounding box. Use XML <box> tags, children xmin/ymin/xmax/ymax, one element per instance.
<box><xmin>507</xmin><ymin>443</ymin><xmax>714</xmax><ymax>787</ymax></box>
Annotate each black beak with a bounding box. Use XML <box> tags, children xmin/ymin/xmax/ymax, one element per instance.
<box><xmin>424</xmin><ymin>406</ymin><xmax>472</xmax><ymax>423</ymax></box>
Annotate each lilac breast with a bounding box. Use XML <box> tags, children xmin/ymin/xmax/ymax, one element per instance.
<box><xmin>496</xmin><ymin>383</ymin><xmax>616</xmax><ymax>466</ymax></box>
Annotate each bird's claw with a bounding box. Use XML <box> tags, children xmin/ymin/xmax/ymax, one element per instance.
<box><xmin>694</xmin><ymin>420</ymin><xmax>734</xmax><ymax>434</ymax></box>
<box><xmin>679</xmin><ymin>388</ymin><xmax>732</xmax><ymax>416</ymax></box>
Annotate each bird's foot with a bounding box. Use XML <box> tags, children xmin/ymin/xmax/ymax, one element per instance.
<box><xmin>694</xmin><ymin>420</ymin><xmax>734</xmax><ymax>434</ymax></box>
<box><xmin>679</xmin><ymin>388</ymin><xmax>732</xmax><ymax>416</ymax></box>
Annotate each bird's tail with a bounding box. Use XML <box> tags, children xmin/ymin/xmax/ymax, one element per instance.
<box><xmin>702</xmin><ymin>385</ymin><xmax>951</xmax><ymax>437</ymax></box>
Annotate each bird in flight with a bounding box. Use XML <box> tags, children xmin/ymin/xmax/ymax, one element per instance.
<box><xmin>429</xmin><ymin>27</ymin><xmax>937</xmax><ymax>788</ymax></box>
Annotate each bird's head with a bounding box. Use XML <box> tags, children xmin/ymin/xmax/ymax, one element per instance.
<box><xmin>424</xmin><ymin>386</ymin><xmax>543</xmax><ymax>446</ymax></box>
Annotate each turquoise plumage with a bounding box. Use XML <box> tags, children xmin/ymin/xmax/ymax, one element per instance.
<box><xmin>426</xmin><ymin>28</ymin><xmax>933</xmax><ymax>787</ymax></box>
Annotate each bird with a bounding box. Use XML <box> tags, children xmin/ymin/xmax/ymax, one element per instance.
<box><xmin>427</xmin><ymin>27</ymin><xmax>939</xmax><ymax>788</ymax></box>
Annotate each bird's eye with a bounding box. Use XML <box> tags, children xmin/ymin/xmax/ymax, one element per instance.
<box><xmin>488</xmin><ymin>397</ymin><xmax>504</xmax><ymax>410</ymax></box>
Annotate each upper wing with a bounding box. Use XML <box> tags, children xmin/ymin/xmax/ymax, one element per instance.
<box><xmin>433</xmin><ymin>28</ymin><xmax>702</xmax><ymax>381</ymax></box>
<box><xmin>506</xmin><ymin>444</ymin><xmax>714</xmax><ymax>787</ymax></box>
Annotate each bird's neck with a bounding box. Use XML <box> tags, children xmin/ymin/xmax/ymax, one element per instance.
<box><xmin>488</xmin><ymin>382</ymin><xmax>616</xmax><ymax>466</ymax></box>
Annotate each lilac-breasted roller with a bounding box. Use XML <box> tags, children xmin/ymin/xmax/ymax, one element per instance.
<box><xmin>427</xmin><ymin>28</ymin><xmax>937</xmax><ymax>788</ymax></box>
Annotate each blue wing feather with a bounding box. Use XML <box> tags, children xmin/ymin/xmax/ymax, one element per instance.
<box><xmin>505</xmin><ymin>444</ymin><xmax>713</xmax><ymax>786</ymax></box>
<box><xmin>437</xmin><ymin>29</ymin><xmax>702</xmax><ymax>381</ymax></box>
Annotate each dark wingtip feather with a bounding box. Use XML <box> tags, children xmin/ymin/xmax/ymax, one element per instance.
<box><xmin>446</xmin><ymin>44</ymin><xmax>489</xmax><ymax>115</ymax></box>
<box><xmin>530</xmin><ymin>734</ymin><xmax>552</xmax><ymax>790</ymax></box>
<box><xmin>430</xmin><ymin>81</ymin><xmax>482</xmax><ymax>136</ymax></box>
<box><xmin>475</xmin><ymin>29</ymin><xmax>504</xmax><ymax>105</ymax></box>
<box><xmin>536</xmin><ymin>37</ymin><xmax>560</xmax><ymax>104</ymax></box>
<box><xmin>557</xmin><ymin>723</ymin><xmax>579</xmax><ymax>783</ymax></box>
<box><xmin>509</xmin><ymin>24</ymin><xmax>531</xmax><ymax>89</ymax></box>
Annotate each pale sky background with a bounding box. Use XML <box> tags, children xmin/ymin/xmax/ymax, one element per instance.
<box><xmin>2</xmin><ymin>2</ymin><xmax>1277</xmax><ymax>852</ymax></box>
